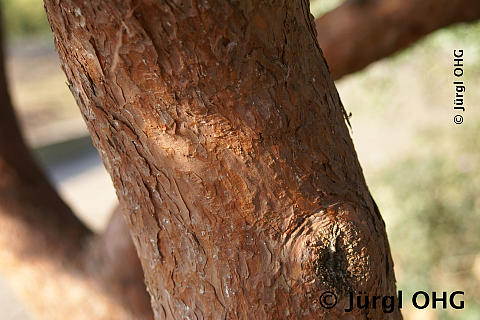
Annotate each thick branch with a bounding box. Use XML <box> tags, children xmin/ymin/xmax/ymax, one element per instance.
<box><xmin>0</xmin><ymin>14</ymin><xmax>91</xmax><ymax>258</ymax></box>
<box><xmin>85</xmin><ymin>206</ymin><xmax>154</xmax><ymax>318</ymax></box>
<box><xmin>316</xmin><ymin>0</ymin><xmax>480</xmax><ymax>80</ymax></box>
<box><xmin>0</xmin><ymin>15</ymin><xmax>151</xmax><ymax>318</ymax></box>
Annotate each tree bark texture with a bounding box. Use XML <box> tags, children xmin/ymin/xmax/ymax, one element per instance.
<box><xmin>0</xmin><ymin>13</ymin><xmax>151</xmax><ymax>318</ymax></box>
<box><xmin>44</xmin><ymin>0</ymin><xmax>400</xmax><ymax>319</ymax></box>
<box><xmin>316</xmin><ymin>0</ymin><xmax>480</xmax><ymax>80</ymax></box>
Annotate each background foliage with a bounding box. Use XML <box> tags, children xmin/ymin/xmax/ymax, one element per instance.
<box><xmin>1</xmin><ymin>0</ymin><xmax>50</xmax><ymax>37</ymax></box>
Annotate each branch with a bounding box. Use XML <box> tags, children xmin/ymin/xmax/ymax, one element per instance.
<box><xmin>0</xmin><ymin>14</ymin><xmax>152</xmax><ymax>318</ymax></box>
<box><xmin>85</xmin><ymin>206</ymin><xmax>154</xmax><ymax>318</ymax></box>
<box><xmin>0</xmin><ymin>16</ymin><xmax>92</xmax><ymax>255</ymax></box>
<box><xmin>315</xmin><ymin>0</ymin><xmax>480</xmax><ymax>80</ymax></box>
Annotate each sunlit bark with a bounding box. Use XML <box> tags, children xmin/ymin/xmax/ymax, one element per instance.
<box><xmin>44</xmin><ymin>0</ymin><xmax>400</xmax><ymax>318</ymax></box>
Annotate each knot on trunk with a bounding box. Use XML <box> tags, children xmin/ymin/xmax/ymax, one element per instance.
<box><xmin>282</xmin><ymin>202</ymin><xmax>377</xmax><ymax>315</ymax></box>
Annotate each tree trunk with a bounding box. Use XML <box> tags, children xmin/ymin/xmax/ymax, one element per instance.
<box><xmin>44</xmin><ymin>1</ymin><xmax>400</xmax><ymax>319</ymax></box>
<box><xmin>316</xmin><ymin>0</ymin><xmax>480</xmax><ymax>79</ymax></box>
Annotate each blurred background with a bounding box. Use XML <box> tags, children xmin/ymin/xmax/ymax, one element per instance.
<box><xmin>0</xmin><ymin>0</ymin><xmax>479</xmax><ymax>319</ymax></box>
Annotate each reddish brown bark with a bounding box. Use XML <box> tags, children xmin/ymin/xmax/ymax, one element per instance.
<box><xmin>0</xmin><ymin>13</ymin><xmax>151</xmax><ymax>319</ymax></box>
<box><xmin>45</xmin><ymin>0</ymin><xmax>400</xmax><ymax>319</ymax></box>
<box><xmin>316</xmin><ymin>0</ymin><xmax>480</xmax><ymax>80</ymax></box>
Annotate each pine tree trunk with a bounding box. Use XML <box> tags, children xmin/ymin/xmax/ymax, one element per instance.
<box><xmin>44</xmin><ymin>1</ymin><xmax>401</xmax><ymax>319</ymax></box>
